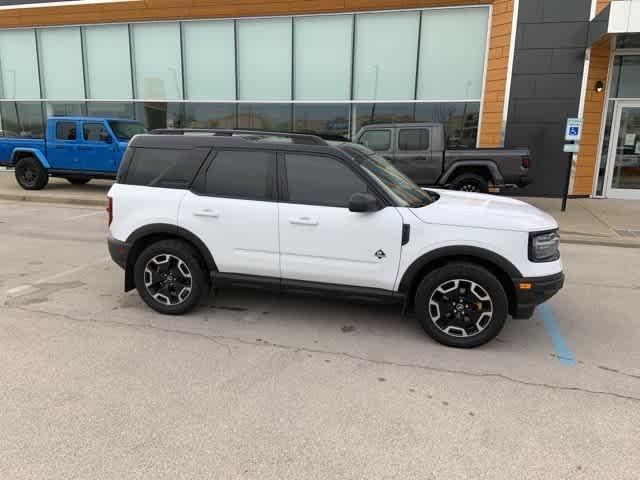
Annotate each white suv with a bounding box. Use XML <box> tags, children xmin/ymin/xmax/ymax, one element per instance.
<box><xmin>107</xmin><ymin>130</ymin><xmax>564</xmax><ymax>348</ymax></box>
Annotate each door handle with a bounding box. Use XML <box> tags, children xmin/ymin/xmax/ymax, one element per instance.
<box><xmin>289</xmin><ymin>216</ymin><xmax>318</xmax><ymax>226</ymax></box>
<box><xmin>193</xmin><ymin>208</ymin><xmax>220</xmax><ymax>218</ymax></box>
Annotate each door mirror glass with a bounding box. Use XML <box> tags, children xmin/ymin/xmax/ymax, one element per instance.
<box><xmin>349</xmin><ymin>192</ymin><xmax>380</xmax><ymax>213</ymax></box>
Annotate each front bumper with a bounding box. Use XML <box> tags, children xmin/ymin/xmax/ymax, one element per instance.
<box><xmin>107</xmin><ymin>235</ymin><xmax>129</xmax><ymax>270</ymax></box>
<box><xmin>511</xmin><ymin>272</ymin><xmax>565</xmax><ymax>319</ymax></box>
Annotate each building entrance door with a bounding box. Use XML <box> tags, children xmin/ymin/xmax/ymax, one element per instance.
<box><xmin>605</xmin><ymin>101</ymin><xmax>640</xmax><ymax>199</ymax></box>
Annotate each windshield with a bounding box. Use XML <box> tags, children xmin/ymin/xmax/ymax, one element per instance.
<box><xmin>108</xmin><ymin>121</ymin><xmax>147</xmax><ymax>141</ymax></box>
<box><xmin>340</xmin><ymin>143</ymin><xmax>437</xmax><ymax>208</ymax></box>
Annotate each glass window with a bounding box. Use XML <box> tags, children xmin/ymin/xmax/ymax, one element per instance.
<box><xmin>0</xmin><ymin>29</ymin><xmax>40</xmax><ymax>99</ymax></box>
<box><xmin>285</xmin><ymin>154</ymin><xmax>368</xmax><ymax>207</ymax></box>
<box><xmin>414</xmin><ymin>102</ymin><xmax>480</xmax><ymax>148</ymax></box>
<box><xmin>206</xmin><ymin>150</ymin><xmax>272</xmax><ymax>200</ymax></box>
<box><xmin>182</xmin><ymin>20</ymin><xmax>236</xmax><ymax>101</ymax></box>
<box><xmin>237</xmin><ymin>103</ymin><xmax>291</xmax><ymax>131</ymax></box>
<box><xmin>134</xmin><ymin>102</ymin><xmax>185</xmax><ymax>130</ymax></box>
<box><xmin>237</xmin><ymin>18</ymin><xmax>292</xmax><ymax>100</ymax></box>
<box><xmin>82</xmin><ymin>122</ymin><xmax>108</xmax><ymax>142</ymax></box>
<box><xmin>132</xmin><ymin>23</ymin><xmax>183</xmax><ymax>100</ymax></box>
<box><xmin>45</xmin><ymin>102</ymin><xmax>85</xmax><ymax>117</ymax></box>
<box><xmin>293</xmin><ymin>104</ymin><xmax>351</xmax><ymax>139</ymax></box>
<box><xmin>56</xmin><ymin>121</ymin><xmax>77</xmax><ymax>141</ymax></box>
<box><xmin>610</xmin><ymin>56</ymin><xmax>640</xmax><ymax>98</ymax></box>
<box><xmin>417</xmin><ymin>7</ymin><xmax>489</xmax><ymax>100</ymax></box>
<box><xmin>353</xmin><ymin>103</ymin><xmax>415</xmax><ymax>136</ymax></box>
<box><xmin>108</xmin><ymin>121</ymin><xmax>146</xmax><ymax>141</ymax></box>
<box><xmin>184</xmin><ymin>103</ymin><xmax>236</xmax><ymax>129</ymax></box>
<box><xmin>83</xmin><ymin>25</ymin><xmax>132</xmax><ymax>99</ymax></box>
<box><xmin>360</xmin><ymin>130</ymin><xmax>391</xmax><ymax>151</ymax></box>
<box><xmin>0</xmin><ymin>102</ymin><xmax>44</xmax><ymax>138</ymax></box>
<box><xmin>353</xmin><ymin>11</ymin><xmax>420</xmax><ymax>100</ymax></box>
<box><xmin>87</xmin><ymin>102</ymin><xmax>135</xmax><ymax>120</ymax></box>
<box><xmin>294</xmin><ymin>15</ymin><xmax>352</xmax><ymax>101</ymax></box>
<box><xmin>616</xmin><ymin>34</ymin><xmax>640</xmax><ymax>49</ymax></box>
<box><xmin>125</xmin><ymin>147</ymin><xmax>207</xmax><ymax>188</ymax></box>
<box><xmin>37</xmin><ymin>27</ymin><xmax>85</xmax><ymax>99</ymax></box>
<box><xmin>398</xmin><ymin>128</ymin><xmax>429</xmax><ymax>151</ymax></box>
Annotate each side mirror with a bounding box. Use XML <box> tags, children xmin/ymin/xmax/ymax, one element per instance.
<box><xmin>349</xmin><ymin>192</ymin><xmax>380</xmax><ymax>213</ymax></box>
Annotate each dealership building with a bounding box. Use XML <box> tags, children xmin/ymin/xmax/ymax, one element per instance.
<box><xmin>0</xmin><ymin>0</ymin><xmax>639</xmax><ymax>198</ymax></box>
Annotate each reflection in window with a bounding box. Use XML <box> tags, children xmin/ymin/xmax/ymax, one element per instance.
<box><xmin>353</xmin><ymin>103</ymin><xmax>414</xmax><ymax>134</ymax></box>
<box><xmin>87</xmin><ymin>102</ymin><xmax>135</xmax><ymax>120</ymax></box>
<box><xmin>134</xmin><ymin>102</ymin><xmax>184</xmax><ymax>130</ymax></box>
<box><xmin>610</xmin><ymin>56</ymin><xmax>640</xmax><ymax>98</ymax></box>
<box><xmin>0</xmin><ymin>102</ymin><xmax>44</xmax><ymax>138</ymax></box>
<box><xmin>415</xmin><ymin>102</ymin><xmax>480</xmax><ymax>148</ymax></box>
<box><xmin>237</xmin><ymin>104</ymin><xmax>291</xmax><ymax>132</ymax></box>
<box><xmin>0</xmin><ymin>29</ymin><xmax>40</xmax><ymax>99</ymax></box>
<box><xmin>184</xmin><ymin>103</ymin><xmax>236</xmax><ymax>129</ymax></box>
<box><xmin>46</xmin><ymin>102</ymin><xmax>86</xmax><ymax>117</ymax></box>
<box><xmin>293</xmin><ymin>104</ymin><xmax>350</xmax><ymax>138</ymax></box>
<box><xmin>596</xmin><ymin>101</ymin><xmax>615</xmax><ymax>196</ymax></box>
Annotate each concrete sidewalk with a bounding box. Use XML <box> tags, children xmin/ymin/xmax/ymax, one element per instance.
<box><xmin>1</xmin><ymin>168</ymin><xmax>639</xmax><ymax>247</ymax></box>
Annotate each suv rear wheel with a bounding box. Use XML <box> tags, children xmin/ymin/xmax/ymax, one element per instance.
<box><xmin>15</xmin><ymin>157</ymin><xmax>49</xmax><ymax>190</ymax></box>
<box><xmin>415</xmin><ymin>262</ymin><xmax>507</xmax><ymax>348</ymax></box>
<box><xmin>134</xmin><ymin>239</ymin><xmax>209</xmax><ymax>315</ymax></box>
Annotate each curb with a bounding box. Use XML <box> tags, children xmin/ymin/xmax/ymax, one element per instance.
<box><xmin>561</xmin><ymin>236</ymin><xmax>640</xmax><ymax>249</ymax></box>
<box><xmin>0</xmin><ymin>193</ymin><xmax>106</xmax><ymax>208</ymax></box>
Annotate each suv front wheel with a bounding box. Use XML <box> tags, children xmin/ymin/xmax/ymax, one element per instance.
<box><xmin>134</xmin><ymin>239</ymin><xmax>209</xmax><ymax>315</ymax></box>
<box><xmin>415</xmin><ymin>262</ymin><xmax>508</xmax><ymax>348</ymax></box>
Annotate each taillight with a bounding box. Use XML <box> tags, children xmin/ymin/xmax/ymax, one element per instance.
<box><xmin>107</xmin><ymin>196</ymin><xmax>113</xmax><ymax>226</ymax></box>
<box><xmin>522</xmin><ymin>157</ymin><xmax>530</xmax><ymax>169</ymax></box>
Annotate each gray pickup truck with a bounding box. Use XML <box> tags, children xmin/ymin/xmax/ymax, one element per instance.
<box><xmin>355</xmin><ymin>123</ymin><xmax>531</xmax><ymax>193</ymax></box>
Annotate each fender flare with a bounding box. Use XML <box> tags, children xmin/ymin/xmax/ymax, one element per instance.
<box><xmin>123</xmin><ymin>223</ymin><xmax>217</xmax><ymax>291</ymax></box>
<box><xmin>439</xmin><ymin>160</ymin><xmax>503</xmax><ymax>185</ymax></box>
<box><xmin>11</xmin><ymin>148</ymin><xmax>51</xmax><ymax>169</ymax></box>
<box><xmin>397</xmin><ymin>245</ymin><xmax>522</xmax><ymax>295</ymax></box>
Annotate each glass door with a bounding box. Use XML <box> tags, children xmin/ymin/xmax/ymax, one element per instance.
<box><xmin>606</xmin><ymin>101</ymin><xmax>640</xmax><ymax>199</ymax></box>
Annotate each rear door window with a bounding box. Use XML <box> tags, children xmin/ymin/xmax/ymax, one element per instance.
<box><xmin>398</xmin><ymin>128</ymin><xmax>429</xmax><ymax>151</ymax></box>
<box><xmin>359</xmin><ymin>130</ymin><xmax>391</xmax><ymax>151</ymax></box>
<box><xmin>204</xmin><ymin>150</ymin><xmax>273</xmax><ymax>201</ymax></box>
<box><xmin>56</xmin><ymin>122</ymin><xmax>77</xmax><ymax>141</ymax></box>
<box><xmin>123</xmin><ymin>147</ymin><xmax>209</xmax><ymax>189</ymax></box>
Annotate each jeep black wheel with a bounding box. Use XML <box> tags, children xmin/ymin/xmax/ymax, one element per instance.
<box><xmin>415</xmin><ymin>262</ymin><xmax>507</xmax><ymax>348</ymax></box>
<box><xmin>450</xmin><ymin>173</ymin><xmax>489</xmax><ymax>194</ymax></box>
<box><xmin>15</xmin><ymin>157</ymin><xmax>49</xmax><ymax>190</ymax></box>
<box><xmin>134</xmin><ymin>239</ymin><xmax>209</xmax><ymax>315</ymax></box>
<box><xmin>66</xmin><ymin>177</ymin><xmax>91</xmax><ymax>185</ymax></box>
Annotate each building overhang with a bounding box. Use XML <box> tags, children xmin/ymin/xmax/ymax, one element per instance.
<box><xmin>590</xmin><ymin>1</ymin><xmax>640</xmax><ymax>45</ymax></box>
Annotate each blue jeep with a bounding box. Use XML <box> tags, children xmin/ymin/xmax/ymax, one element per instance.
<box><xmin>0</xmin><ymin>117</ymin><xmax>146</xmax><ymax>190</ymax></box>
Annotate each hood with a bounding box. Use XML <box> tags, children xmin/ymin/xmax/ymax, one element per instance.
<box><xmin>412</xmin><ymin>189</ymin><xmax>558</xmax><ymax>233</ymax></box>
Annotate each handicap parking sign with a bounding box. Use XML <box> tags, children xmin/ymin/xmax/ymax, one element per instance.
<box><xmin>565</xmin><ymin>118</ymin><xmax>582</xmax><ymax>141</ymax></box>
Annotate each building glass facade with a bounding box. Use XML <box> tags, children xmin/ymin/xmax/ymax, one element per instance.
<box><xmin>0</xmin><ymin>6</ymin><xmax>489</xmax><ymax>147</ymax></box>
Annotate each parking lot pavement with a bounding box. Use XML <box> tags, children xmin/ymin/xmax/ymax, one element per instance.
<box><xmin>1</xmin><ymin>201</ymin><xmax>639</xmax><ymax>480</ymax></box>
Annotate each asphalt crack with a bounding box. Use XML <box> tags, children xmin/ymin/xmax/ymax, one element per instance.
<box><xmin>4</xmin><ymin>304</ymin><xmax>640</xmax><ymax>404</ymax></box>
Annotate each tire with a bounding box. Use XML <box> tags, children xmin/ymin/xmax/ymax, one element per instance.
<box><xmin>450</xmin><ymin>173</ymin><xmax>489</xmax><ymax>193</ymax></box>
<box><xmin>15</xmin><ymin>157</ymin><xmax>49</xmax><ymax>190</ymax></box>
<box><xmin>133</xmin><ymin>239</ymin><xmax>210</xmax><ymax>315</ymax></box>
<box><xmin>66</xmin><ymin>177</ymin><xmax>91</xmax><ymax>185</ymax></box>
<box><xmin>414</xmin><ymin>262</ymin><xmax>508</xmax><ymax>348</ymax></box>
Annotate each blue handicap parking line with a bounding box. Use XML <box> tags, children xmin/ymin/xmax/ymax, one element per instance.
<box><xmin>538</xmin><ymin>303</ymin><xmax>576</xmax><ymax>366</ymax></box>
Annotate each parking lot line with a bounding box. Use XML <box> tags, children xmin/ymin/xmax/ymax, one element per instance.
<box><xmin>64</xmin><ymin>211</ymin><xmax>104</xmax><ymax>221</ymax></box>
<box><xmin>538</xmin><ymin>303</ymin><xmax>576</xmax><ymax>366</ymax></box>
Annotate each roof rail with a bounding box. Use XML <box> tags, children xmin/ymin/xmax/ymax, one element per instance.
<box><xmin>149</xmin><ymin>128</ymin><xmax>328</xmax><ymax>145</ymax></box>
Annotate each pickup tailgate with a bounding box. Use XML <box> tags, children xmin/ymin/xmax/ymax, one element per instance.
<box><xmin>443</xmin><ymin>147</ymin><xmax>530</xmax><ymax>186</ymax></box>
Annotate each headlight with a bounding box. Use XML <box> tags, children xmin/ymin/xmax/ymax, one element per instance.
<box><xmin>529</xmin><ymin>230</ymin><xmax>560</xmax><ymax>262</ymax></box>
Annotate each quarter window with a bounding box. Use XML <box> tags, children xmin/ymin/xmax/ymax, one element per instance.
<box><xmin>205</xmin><ymin>150</ymin><xmax>272</xmax><ymax>200</ymax></box>
<box><xmin>360</xmin><ymin>130</ymin><xmax>391</xmax><ymax>151</ymax></box>
<box><xmin>285</xmin><ymin>154</ymin><xmax>368</xmax><ymax>208</ymax></box>
<box><xmin>398</xmin><ymin>128</ymin><xmax>429</xmax><ymax>151</ymax></box>
<box><xmin>124</xmin><ymin>147</ymin><xmax>207</xmax><ymax>188</ymax></box>
<box><xmin>56</xmin><ymin>122</ymin><xmax>77</xmax><ymax>141</ymax></box>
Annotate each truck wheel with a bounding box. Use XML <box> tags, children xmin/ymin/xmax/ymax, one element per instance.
<box><xmin>15</xmin><ymin>157</ymin><xmax>49</xmax><ymax>190</ymax></box>
<box><xmin>66</xmin><ymin>177</ymin><xmax>91</xmax><ymax>185</ymax></box>
<box><xmin>450</xmin><ymin>173</ymin><xmax>489</xmax><ymax>193</ymax></box>
<box><xmin>133</xmin><ymin>239</ymin><xmax>209</xmax><ymax>315</ymax></box>
<box><xmin>414</xmin><ymin>262</ymin><xmax>508</xmax><ymax>348</ymax></box>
